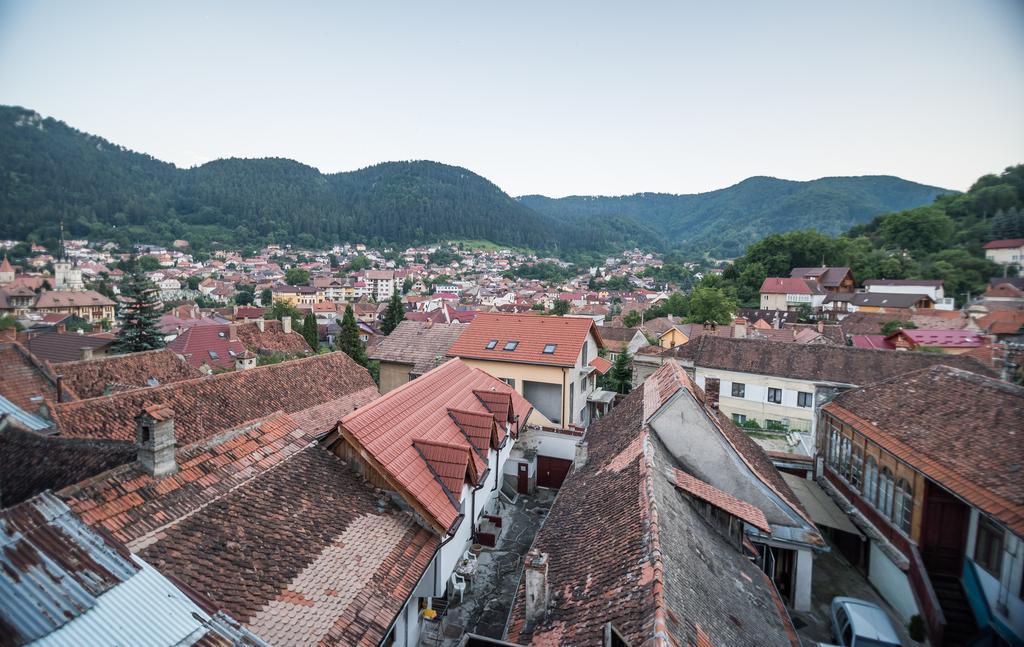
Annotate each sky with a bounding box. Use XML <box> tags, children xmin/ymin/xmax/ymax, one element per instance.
<box><xmin>0</xmin><ymin>1</ymin><xmax>1022</xmax><ymax>197</ymax></box>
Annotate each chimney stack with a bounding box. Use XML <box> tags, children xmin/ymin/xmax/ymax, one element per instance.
<box><xmin>81</xmin><ymin>346</ymin><xmax>94</xmax><ymax>361</ymax></box>
<box><xmin>256</xmin><ymin>318</ymin><xmax>265</xmax><ymax>333</ymax></box>
<box><xmin>574</xmin><ymin>442</ymin><xmax>588</xmax><ymax>469</ymax></box>
<box><xmin>281</xmin><ymin>316</ymin><xmax>292</xmax><ymax>335</ymax></box>
<box><xmin>732</xmin><ymin>317</ymin><xmax>747</xmax><ymax>339</ymax></box>
<box><xmin>135</xmin><ymin>405</ymin><xmax>177</xmax><ymax>478</ymax></box>
<box><xmin>704</xmin><ymin>377</ymin><xmax>721</xmax><ymax>411</ymax></box>
<box><xmin>228</xmin><ymin>322</ymin><xmax>238</xmax><ymax>341</ymax></box>
<box><xmin>817</xmin><ymin>319</ymin><xmax>824</xmax><ymax>334</ymax></box>
<box><xmin>524</xmin><ymin>550</ymin><xmax>549</xmax><ymax>626</ymax></box>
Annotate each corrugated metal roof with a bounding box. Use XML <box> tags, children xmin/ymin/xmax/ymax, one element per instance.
<box><xmin>0</xmin><ymin>395</ymin><xmax>51</xmax><ymax>432</ymax></box>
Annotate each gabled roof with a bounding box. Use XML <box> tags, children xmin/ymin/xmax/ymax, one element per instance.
<box><xmin>0</xmin><ymin>342</ymin><xmax>58</xmax><ymax>413</ymax></box>
<box><xmin>52</xmin><ymin>351</ymin><xmax>377</xmax><ymax>445</ymax></box>
<box><xmin>168</xmin><ymin>324</ymin><xmax>247</xmax><ymax>370</ymax></box>
<box><xmin>369</xmin><ymin>320</ymin><xmax>466</xmax><ymax>375</ymax></box>
<box><xmin>759</xmin><ymin>277</ymin><xmax>821</xmax><ymax>295</ymax></box>
<box><xmin>34</xmin><ymin>290</ymin><xmax>116</xmax><ymax>308</ymax></box>
<box><xmin>825</xmin><ymin>365</ymin><xmax>1024</xmax><ymax>535</ymax></box>
<box><xmin>850</xmin><ymin>292</ymin><xmax>933</xmax><ymax>308</ymax></box>
<box><xmin>54</xmin><ymin>348</ymin><xmax>201</xmax><ymax>399</ymax></box>
<box><xmin>447</xmin><ymin>313</ymin><xmax>603</xmax><ymax>367</ymax></box>
<box><xmin>21</xmin><ymin>332</ymin><xmax>115</xmax><ymax>364</ymax></box>
<box><xmin>339</xmin><ymin>359</ymin><xmax>532</xmax><ymax>532</ymax></box>
<box><xmin>790</xmin><ymin>266</ymin><xmax>852</xmax><ymax>287</ymax></box>
<box><xmin>236</xmin><ymin>320</ymin><xmax>311</xmax><ymax>354</ymax></box>
<box><xmin>983</xmin><ymin>238</ymin><xmax>1024</xmax><ymax>249</ymax></box>
<box><xmin>673</xmin><ymin>468</ymin><xmax>771</xmax><ymax>533</ymax></box>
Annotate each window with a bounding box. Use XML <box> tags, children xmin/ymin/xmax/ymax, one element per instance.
<box><xmin>767</xmin><ymin>388</ymin><xmax>782</xmax><ymax>404</ymax></box>
<box><xmin>503</xmin><ymin>341</ymin><xmax>519</xmax><ymax>351</ymax></box>
<box><xmin>850</xmin><ymin>447</ymin><xmax>863</xmax><ymax>491</ymax></box>
<box><xmin>732</xmin><ymin>413</ymin><xmax>747</xmax><ymax>425</ymax></box>
<box><xmin>731</xmin><ymin>382</ymin><xmax>746</xmax><ymax>398</ymax></box>
<box><xmin>828</xmin><ymin>425</ymin><xmax>841</xmax><ymax>468</ymax></box>
<box><xmin>797</xmin><ymin>391</ymin><xmax>813</xmax><ymax>408</ymax></box>
<box><xmin>485</xmin><ymin>340</ymin><xmax>498</xmax><ymax>350</ymax></box>
<box><xmin>543</xmin><ymin>343</ymin><xmax>557</xmax><ymax>354</ymax></box>
<box><xmin>501</xmin><ymin>377</ymin><xmax>516</xmax><ymax>389</ymax></box>
<box><xmin>582</xmin><ymin>341</ymin><xmax>589</xmax><ymax>362</ymax></box>
<box><xmin>863</xmin><ymin>457</ymin><xmax>878</xmax><ymax>505</ymax></box>
<box><xmin>838</xmin><ymin>436</ymin><xmax>851</xmax><ymax>480</ymax></box>
<box><xmin>878</xmin><ymin>468</ymin><xmax>894</xmax><ymax>518</ymax></box>
<box><xmin>893</xmin><ymin>478</ymin><xmax>913</xmax><ymax>533</ymax></box>
<box><xmin>209</xmin><ymin>350</ymin><xmax>219</xmax><ymax>360</ymax></box>
<box><xmin>974</xmin><ymin>517</ymin><xmax>1004</xmax><ymax>577</ymax></box>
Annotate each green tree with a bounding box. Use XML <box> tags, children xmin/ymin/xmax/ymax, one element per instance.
<box><xmin>0</xmin><ymin>314</ymin><xmax>22</xmax><ymax>331</ymax></box>
<box><xmin>878</xmin><ymin>206</ymin><xmax>955</xmax><ymax>255</ymax></box>
<box><xmin>186</xmin><ymin>275</ymin><xmax>201</xmax><ymax>290</ymax></box>
<box><xmin>335</xmin><ymin>304</ymin><xmax>368</xmax><ymax>367</ymax></box>
<box><xmin>381</xmin><ymin>291</ymin><xmax>406</xmax><ymax>335</ymax></box>
<box><xmin>881</xmin><ymin>320</ymin><xmax>916</xmax><ymax>336</ymax></box>
<box><xmin>285</xmin><ymin>268</ymin><xmax>310</xmax><ymax>285</ymax></box>
<box><xmin>111</xmin><ymin>257</ymin><xmax>165</xmax><ymax>352</ymax></box>
<box><xmin>234</xmin><ymin>291</ymin><xmax>253</xmax><ymax>306</ymax></box>
<box><xmin>346</xmin><ymin>255</ymin><xmax>372</xmax><ymax>271</ymax></box>
<box><xmin>268</xmin><ymin>300</ymin><xmax>302</xmax><ymax>322</ymax></box>
<box><xmin>402</xmin><ymin>276</ymin><xmax>413</xmax><ymax>294</ymax></box>
<box><xmin>138</xmin><ymin>255</ymin><xmax>161</xmax><ymax>272</ymax></box>
<box><xmin>607</xmin><ymin>350</ymin><xmax>633</xmax><ymax>394</ymax></box>
<box><xmin>301</xmin><ymin>312</ymin><xmax>319</xmax><ymax>349</ymax></box>
<box><xmin>685</xmin><ymin>287</ymin><xmax>736</xmax><ymax>324</ymax></box>
<box><xmin>622</xmin><ymin>310</ymin><xmax>641</xmax><ymax>328</ymax></box>
<box><xmin>260</xmin><ymin>287</ymin><xmax>272</xmax><ymax>306</ymax></box>
<box><xmin>550</xmin><ymin>299</ymin><xmax>571</xmax><ymax>316</ymax></box>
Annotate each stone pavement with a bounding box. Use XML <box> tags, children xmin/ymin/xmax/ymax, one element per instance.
<box><xmin>437</xmin><ymin>489</ymin><xmax>555</xmax><ymax>646</ymax></box>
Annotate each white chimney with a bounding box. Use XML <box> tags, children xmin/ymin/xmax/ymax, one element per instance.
<box><xmin>80</xmin><ymin>346</ymin><xmax>94</xmax><ymax>361</ymax></box>
<box><xmin>281</xmin><ymin>316</ymin><xmax>292</xmax><ymax>335</ymax></box>
<box><xmin>135</xmin><ymin>405</ymin><xmax>177</xmax><ymax>478</ymax></box>
<box><xmin>574</xmin><ymin>442</ymin><xmax>588</xmax><ymax>469</ymax></box>
<box><xmin>524</xmin><ymin>549</ymin><xmax>549</xmax><ymax>626</ymax></box>
<box><xmin>256</xmin><ymin>318</ymin><xmax>265</xmax><ymax>333</ymax></box>
<box><xmin>733</xmin><ymin>318</ymin><xmax>747</xmax><ymax>339</ymax></box>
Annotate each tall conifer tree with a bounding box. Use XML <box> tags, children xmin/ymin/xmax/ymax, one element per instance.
<box><xmin>111</xmin><ymin>257</ymin><xmax>165</xmax><ymax>352</ymax></box>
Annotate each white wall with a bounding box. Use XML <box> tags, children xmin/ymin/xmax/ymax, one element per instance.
<box><xmin>868</xmin><ymin>541</ymin><xmax>920</xmax><ymax>624</ymax></box>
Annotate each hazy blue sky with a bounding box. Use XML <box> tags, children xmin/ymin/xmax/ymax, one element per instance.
<box><xmin>1</xmin><ymin>1</ymin><xmax>1022</xmax><ymax>197</ymax></box>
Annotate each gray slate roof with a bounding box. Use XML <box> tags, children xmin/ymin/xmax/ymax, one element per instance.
<box><xmin>369</xmin><ymin>320</ymin><xmax>466</xmax><ymax>375</ymax></box>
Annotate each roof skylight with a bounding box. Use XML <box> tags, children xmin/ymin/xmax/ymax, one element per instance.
<box><xmin>503</xmin><ymin>341</ymin><xmax>519</xmax><ymax>351</ymax></box>
<box><xmin>543</xmin><ymin>344</ymin><xmax>557</xmax><ymax>354</ymax></box>
<box><xmin>485</xmin><ymin>339</ymin><xmax>498</xmax><ymax>350</ymax></box>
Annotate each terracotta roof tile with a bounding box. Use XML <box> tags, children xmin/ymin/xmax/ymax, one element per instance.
<box><xmin>447</xmin><ymin>313</ymin><xmax>603</xmax><ymax>367</ymax></box>
<box><xmin>673</xmin><ymin>469</ymin><xmax>772</xmax><ymax>533</ymax></box>
<box><xmin>236</xmin><ymin>320</ymin><xmax>311</xmax><ymax>355</ymax></box>
<box><xmin>54</xmin><ymin>348</ymin><xmax>201</xmax><ymax>399</ymax></box>
<box><xmin>0</xmin><ymin>343</ymin><xmax>58</xmax><ymax>412</ymax></box>
<box><xmin>369</xmin><ymin>321</ymin><xmax>466</xmax><ymax>375</ymax></box>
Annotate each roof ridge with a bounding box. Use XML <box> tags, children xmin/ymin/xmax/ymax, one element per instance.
<box><xmin>340</xmin><ymin>358</ymin><xmax>463</xmax><ymax>424</ymax></box>
<box><xmin>638</xmin><ymin>425</ymin><xmax>670</xmax><ymax>645</ymax></box>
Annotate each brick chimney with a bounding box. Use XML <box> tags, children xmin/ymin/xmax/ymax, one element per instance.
<box><xmin>80</xmin><ymin>346</ymin><xmax>94</xmax><ymax>361</ymax></box>
<box><xmin>524</xmin><ymin>550</ymin><xmax>549</xmax><ymax>626</ymax></box>
<box><xmin>135</xmin><ymin>405</ymin><xmax>177</xmax><ymax>478</ymax></box>
<box><xmin>228</xmin><ymin>322</ymin><xmax>238</xmax><ymax>341</ymax></box>
<box><xmin>281</xmin><ymin>316</ymin><xmax>292</xmax><ymax>335</ymax></box>
<box><xmin>704</xmin><ymin>377</ymin><xmax>721</xmax><ymax>411</ymax></box>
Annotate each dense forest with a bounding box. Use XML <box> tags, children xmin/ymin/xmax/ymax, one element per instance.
<box><xmin>1</xmin><ymin>105</ymin><xmax>946</xmax><ymax>259</ymax></box>
<box><xmin>521</xmin><ymin>175</ymin><xmax>951</xmax><ymax>258</ymax></box>
<box><xmin>721</xmin><ymin>165</ymin><xmax>1024</xmax><ymax>306</ymax></box>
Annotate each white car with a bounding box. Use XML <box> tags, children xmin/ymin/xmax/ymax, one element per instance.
<box><xmin>830</xmin><ymin>597</ymin><xmax>902</xmax><ymax>647</ymax></box>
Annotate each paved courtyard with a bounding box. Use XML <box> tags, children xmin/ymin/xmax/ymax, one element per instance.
<box><xmin>793</xmin><ymin>538</ymin><xmax>917</xmax><ymax>646</ymax></box>
<box><xmin>436</xmin><ymin>489</ymin><xmax>555</xmax><ymax>646</ymax></box>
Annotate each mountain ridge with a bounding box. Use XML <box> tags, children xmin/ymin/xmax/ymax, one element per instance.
<box><xmin>0</xmin><ymin>105</ymin><xmax>952</xmax><ymax>257</ymax></box>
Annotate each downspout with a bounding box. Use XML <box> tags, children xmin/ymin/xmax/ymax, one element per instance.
<box><xmin>562</xmin><ymin>367</ymin><xmax>568</xmax><ymax>429</ymax></box>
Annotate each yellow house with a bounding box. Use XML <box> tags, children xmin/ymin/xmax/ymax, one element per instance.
<box><xmin>271</xmin><ymin>285</ymin><xmax>325</xmax><ymax>306</ymax></box>
<box><xmin>447</xmin><ymin>313</ymin><xmax>607</xmax><ymax>430</ymax></box>
<box><xmin>658</xmin><ymin>325</ymin><xmax>690</xmax><ymax>349</ymax></box>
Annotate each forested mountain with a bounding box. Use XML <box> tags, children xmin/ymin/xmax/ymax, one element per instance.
<box><xmin>520</xmin><ymin>175</ymin><xmax>951</xmax><ymax>258</ymax></box>
<box><xmin>0</xmin><ymin>105</ymin><xmax>947</xmax><ymax>257</ymax></box>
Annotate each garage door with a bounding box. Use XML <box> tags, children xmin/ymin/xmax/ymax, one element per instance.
<box><xmin>537</xmin><ymin>456</ymin><xmax>572</xmax><ymax>488</ymax></box>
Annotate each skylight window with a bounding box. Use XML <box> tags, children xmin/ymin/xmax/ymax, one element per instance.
<box><xmin>503</xmin><ymin>341</ymin><xmax>519</xmax><ymax>351</ymax></box>
<box><xmin>543</xmin><ymin>344</ymin><xmax>557</xmax><ymax>354</ymax></box>
<box><xmin>209</xmin><ymin>350</ymin><xmax>219</xmax><ymax>359</ymax></box>
<box><xmin>485</xmin><ymin>340</ymin><xmax>498</xmax><ymax>350</ymax></box>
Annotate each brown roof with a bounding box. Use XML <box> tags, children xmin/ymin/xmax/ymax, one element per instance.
<box><xmin>21</xmin><ymin>332</ymin><xmax>115</xmax><ymax>363</ymax></box>
<box><xmin>369</xmin><ymin>320</ymin><xmax>466</xmax><ymax>375</ymax></box>
<box><xmin>34</xmin><ymin>290</ymin><xmax>116</xmax><ymax>308</ymax></box>
<box><xmin>54</xmin><ymin>348</ymin><xmax>201</xmax><ymax>399</ymax></box>
<box><xmin>0</xmin><ymin>424</ymin><xmax>135</xmax><ymax>507</ymax></box>
<box><xmin>594</xmin><ymin>325</ymin><xmax>639</xmax><ymax>352</ymax></box>
<box><xmin>448</xmin><ymin>313</ymin><xmax>603</xmax><ymax>367</ymax></box>
<box><xmin>506</xmin><ymin>365</ymin><xmax>799</xmax><ymax>646</ymax></box>
<box><xmin>52</xmin><ymin>351</ymin><xmax>377</xmax><ymax>445</ymax></box>
<box><xmin>62</xmin><ymin>412</ymin><xmax>438</xmax><ymax>646</ymax></box>
<box><xmin>0</xmin><ymin>343</ymin><xmax>58</xmax><ymax>412</ymax></box>
<box><xmin>236</xmin><ymin>320</ymin><xmax>312</xmax><ymax>354</ymax></box>
<box><xmin>825</xmin><ymin>365</ymin><xmax>1024</xmax><ymax>534</ymax></box>
<box><xmin>666</xmin><ymin>335</ymin><xmax>997</xmax><ymax>385</ymax></box>
<box><xmin>673</xmin><ymin>468</ymin><xmax>771</xmax><ymax>533</ymax></box>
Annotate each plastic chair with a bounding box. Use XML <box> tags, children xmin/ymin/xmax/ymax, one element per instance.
<box><xmin>451</xmin><ymin>572</ymin><xmax>466</xmax><ymax>604</ymax></box>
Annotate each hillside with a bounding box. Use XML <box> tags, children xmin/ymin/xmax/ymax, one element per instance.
<box><xmin>0</xmin><ymin>105</ymin><xmax>948</xmax><ymax>256</ymax></box>
<box><xmin>520</xmin><ymin>175</ymin><xmax>952</xmax><ymax>258</ymax></box>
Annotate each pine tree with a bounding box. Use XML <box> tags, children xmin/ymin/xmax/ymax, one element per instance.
<box><xmin>381</xmin><ymin>291</ymin><xmax>405</xmax><ymax>335</ymax></box>
<box><xmin>301</xmin><ymin>312</ymin><xmax>319</xmax><ymax>350</ymax></box>
<box><xmin>111</xmin><ymin>257</ymin><xmax>165</xmax><ymax>353</ymax></box>
<box><xmin>335</xmin><ymin>304</ymin><xmax>368</xmax><ymax>366</ymax></box>
<box><xmin>608</xmin><ymin>350</ymin><xmax>633</xmax><ymax>394</ymax></box>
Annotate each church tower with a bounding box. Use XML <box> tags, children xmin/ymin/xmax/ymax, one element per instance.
<box><xmin>0</xmin><ymin>256</ymin><xmax>14</xmax><ymax>284</ymax></box>
<box><xmin>53</xmin><ymin>222</ymin><xmax>84</xmax><ymax>291</ymax></box>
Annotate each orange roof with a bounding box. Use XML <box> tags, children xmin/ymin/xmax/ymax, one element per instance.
<box><xmin>339</xmin><ymin>359</ymin><xmax>533</xmax><ymax>531</ymax></box>
<box><xmin>673</xmin><ymin>468</ymin><xmax>771</xmax><ymax>533</ymax></box>
<box><xmin>447</xmin><ymin>313</ymin><xmax>604</xmax><ymax>367</ymax></box>
<box><xmin>589</xmin><ymin>356</ymin><xmax>613</xmax><ymax>375</ymax></box>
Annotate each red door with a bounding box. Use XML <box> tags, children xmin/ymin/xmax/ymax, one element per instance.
<box><xmin>537</xmin><ymin>456</ymin><xmax>572</xmax><ymax>488</ymax></box>
<box><xmin>517</xmin><ymin>463</ymin><xmax>529</xmax><ymax>494</ymax></box>
<box><xmin>921</xmin><ymin>482</ymin><xmax>970</xmax><ymax>576</ymax></box>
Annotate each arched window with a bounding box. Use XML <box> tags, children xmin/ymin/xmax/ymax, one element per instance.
<box><xmin>893</xmin><ymin>478</ymin><xmax>913</xmax><ymax>533</ymax></box>
<box><xmin>839</xmin><ymin>436</ymin><xmax>852</xmax><ymax>480</ymax></box>
<box><xmin>878</xmin><ymin>468</ymin><xmax>894</xmax><ymax>518</ymax></box>
<box><xmin>863</xmin><ymin>457</ymin><xmax>878</xmax><ymax>505</ymax></box>
<box><xmin>850</xmin><ymin>447</ymin><xmax>863</xmax><ymax>491</ymax></box>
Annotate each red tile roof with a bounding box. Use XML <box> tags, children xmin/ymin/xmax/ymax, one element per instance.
<box><xmin>983</xmin><ymin>238</ymin><xmax>1024</xmax><ymax>249</ymax></box>
<box><xmin>673</xmin><ymin>469</ymin><xmax>771</xmax><ymax>533</ymax></box>
<box><xmin>759</xmin><ymin>277</ymin><xmax>815</xmax><ymax>295</ymax></box>
<box><xmin>447</xmin><ymin>313</ymin><xmax>603</xmax><ymax>367</ymax></box>
<box><xmin>339</xmin><ymin>359</ymin><xmax>532</xmax><ymax>532</ymax></box>
<box><xmin>589</xmin><ymin>356</ymin><xmax>612</xmax><ymax>375</ymax></box>
<box><xmin>0</xmin><ymin>343</ymin><xmax>58</xmax><ymax>412</ymax></box>
<box><xmin>168</xmin><ymin>325</ymin><xmax>247</xmax><ymax>370</ymax></box>
<box><xmin>893</xmin><ymin>329</ymin><xmax>986</xmax><ymax>348</ymax></box>
<box><xmin>825</xmin><ymin>365</ymin><xmax>1024</xmax><ymax>534</ymax></box>
<box><xmin>54</xmin><ymin>348</ymin><xmax>201</xmax><ymax>400</ymax></box>
<box><xmin>52</xmin><ymin>351</ymin><xmax>377</xmax><ymax>445</ymax></box>
<box><xmin>236</xmin><ymin>320</ymin><xmax>311</xmax><ymax>355</ymax></box>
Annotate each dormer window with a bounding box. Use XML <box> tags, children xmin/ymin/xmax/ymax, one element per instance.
<box><xmin>543</xmin><ymin>344</ymin><xmax>557</xmax><ymax>354</ymax></box>
<box><xmin>485</xmin><ymin>340</ymin><xmax>498</xmax><ymax>350</ymax></box>
<box><xmin>504</xmin><ymin>341</ymin><xmax>519</xmax><ymax>351</ymax></box>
